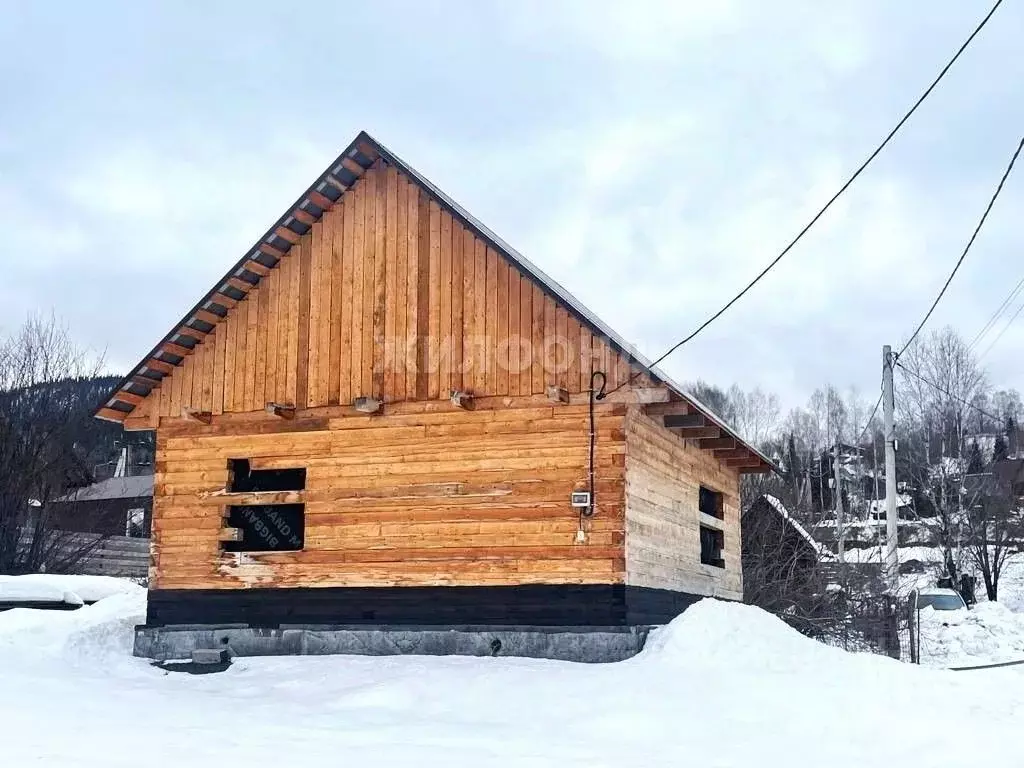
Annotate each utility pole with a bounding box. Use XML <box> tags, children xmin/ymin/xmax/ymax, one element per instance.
<box><xmin>833</xmin><ymin>440</ymin><xmax>845</xmax><ymax>562</ymax></box>
<box><xmin>882</xmin><ymin>345</ymin><xmax>899</xmax><ymax>588</ymax></box>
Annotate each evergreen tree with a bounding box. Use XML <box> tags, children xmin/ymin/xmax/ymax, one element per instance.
<box><xmin>966</xmin><ymin>442</ymin><xmax>984</xmax><ymax>474</ymax></box>
<box><xmin>993</xmin><ymin>433</ymin><xmax>1008</xmax><ymax>462</ymax></box>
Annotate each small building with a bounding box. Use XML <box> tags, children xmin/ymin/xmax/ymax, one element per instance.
<box><xmin>95</xmin><ymin>132</ymin><xmax>773</xmax><ymax>660</ymax></box>
<box><xmin>50</xmin><ymin>475</ymin><xmax>153</xmax><ymax>538</ymax></box>
<box><xmin>742</xmin><ymin>494</ymin><xmax>832</xmax><ymax>608</ymax></box>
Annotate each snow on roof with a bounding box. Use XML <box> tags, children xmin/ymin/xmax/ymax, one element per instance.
<box><xmin>866</xmin><ymin>495</ymin><xmax>912</xmax><ymax>514</ymax></box>
<box><xmin>0</xmin><ymin>577</ymin><xmax>84</xmax><ymax>606</ymax></box>
<box><xmin>763</xmin><ymin>495</ymin><xmax>835</xmax><ymax>562</ymax></box>
<box><xmin>841</xmin><ymin>546</ymin><xmax>944</xmax><ymax>565</ymax></box>
<box><xmin>8</xmin><ymin>575</ymin><xmax>141</xmax><ymax>604</ymax></box>
<box><xmin>56</xmin><ymin>475</ymin><xmax>153</xmax><ymax>503</ymax></box>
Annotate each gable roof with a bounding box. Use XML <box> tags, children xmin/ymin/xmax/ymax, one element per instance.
<box><xmin>762</xmin><ymin>495</ymin><xmax>834</xmax><ymax>562</ymax></box>
<box><xmin>94</xmin><ymin>130</ymin><xmax>775</xmax><ymax>471</ymax></box>
<box><xmin>56</xmin><ymin>475</ymin><xmax>154</xmax><ymax>503</ymax></box>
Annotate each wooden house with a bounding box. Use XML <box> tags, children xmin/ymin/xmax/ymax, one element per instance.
<box><xmin>95</xmin><ymin>132</ymin><xmax>774</xmax><ymax>658</ymax></box>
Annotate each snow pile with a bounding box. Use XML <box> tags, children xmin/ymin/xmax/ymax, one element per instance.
<box><xmin>0</xmin><ymin>585</ymin><xmax>145</xmax><ymax>667</ymax></box>
<box><xmin>999</xmin><ymin>552</ymin><xmax>1024</xmax><ymax>613</ymax></box>
<box><xmin>2</xmin><ymin>596</ymin><xmax>1024</xmax><ymax>767</ymax></box>
<box><xmin>2</xmin><ymin>574</ymin><xmax>141</xmax><ymax>603</ymax></box>
<box><xmin>642</xmin><ymin>598</ymin><xmax>834</xmax><ymax>669</ymax></box>
<box><xmin>918</xmin><ymin>601</ymin><xmax>1024</xmax><ymax>668</ymax></box>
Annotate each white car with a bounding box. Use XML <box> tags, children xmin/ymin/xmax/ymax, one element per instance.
<box><xmin>913</xmin><ymin>587</ymin><xmax>967</xmax><ymax>612</ymax></box>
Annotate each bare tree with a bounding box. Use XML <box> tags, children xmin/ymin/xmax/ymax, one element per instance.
<box><xmin>962</xmin><ymin>460</ymin><xmax>1024</xmax><ymax>601</ymax></box>
<box><xmin>0</xmin><ymin>314</ymin><xmax>106</xmax><ymax>574</ymax></box>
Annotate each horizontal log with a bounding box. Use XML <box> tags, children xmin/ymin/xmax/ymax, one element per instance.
<box><xmin>643</xmin><ymin>401</ymin><xmax>691</xmax><ymax>417</ymax></box>
<box><xmin>341</xmin><ymin>156</ymin><xmax>364</xmax><ymax>175</ymax></box>
<box><xmin>274</xmin><ymin>225</ymin><xmax>301</xmax><ymax>244</ymax></box>
<box><xmin>356</xmin><ymin>141</ymin><xmax>380</xmax><ymax>162</ymax></box>
<box><xmin>197</xmin><ymin>490</ymin><xmax>303</xmax><ymax>505</ymax></box>
<box><xmin>306</xmin><ymin>190</ymin><xmax>334</xmax><ymax>210</ymax></box>
<box><xmin>663</xmin><ymin>413</ymin><xmax>705</xmax><ymax>429</ymax></box>
<box><xmin>96</xmin><ymin>406</ymin><xmax>128</xmax><ymax>422</ymax></box>
<box><xmin>672</xmin><ymin>426</ymin><xmax>720</xmax><ymax>439</ymax></box>
<box><xmin>160</xmin><ymin>341</ymin><xmax>192</xmax><ymax>358</ymax></box>
<box><xmin>324</xmin><ymin>175</ymin><xmax>348</xmax><ymax>193</ymax></box>
<box><xmin>257</xmin><ymin>242</ymin><xmax>287</xmax><ymax>259</ymax></box>
<box><xmin>698</xmin><ymin>437</ymin><xmax>736</xmax><ymax>451</ymax></box>
<box><xmin>193</xmin><ymin>308</ymin><xmax>222</xmax><ymax>325</ymax></box>
<box><xmin>113</xmin><ymin>390</ymin><xmax>146</xmax><ymax>406</ymax></box>
<box><xmin>145</xmin><ymin>358</ymin><xmax>175</xmax><ymax>375</ymax></box>
<box><xmin>243</xmin><ymin>260</ymin><xmax>271</xmax><ymax>277</ymax></box>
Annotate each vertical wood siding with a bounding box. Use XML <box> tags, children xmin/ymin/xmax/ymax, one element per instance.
<box><xmin>139</xmin><ymin>163</ymin><xmax>643</xmax><ymax>425</ymax></box>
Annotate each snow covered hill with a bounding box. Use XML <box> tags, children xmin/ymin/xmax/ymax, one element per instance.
<box><xmin>1</xmin><ymin>593</ymin><xmax>1023</xmax><ymax>767</ymax></box>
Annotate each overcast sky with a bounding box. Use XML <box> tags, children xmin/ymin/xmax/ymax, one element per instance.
<box><xmin>1</xmin><ymin>1</ymin><xmax>1021</xmax><ymax>410</ymax></box>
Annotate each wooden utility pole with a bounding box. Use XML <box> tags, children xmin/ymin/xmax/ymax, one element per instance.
<box><xmin>833</xmin><ymin>441</ymin><xmax>845</xmax><ymax>562</ymax></box>
<box><xmin>882</xmin><ymin>345</ymin><xmax>899</xmax><ymax>587</ymax></box>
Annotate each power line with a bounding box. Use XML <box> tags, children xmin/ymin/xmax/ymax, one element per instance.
<box><xmin>855</xmin><ymin>391</ymin><xmax>884</xmax><ymax>445</ymax></box>
<box><xmin>894</xmin><ymin>359</ymin><xmax>1001</xmax><ymax>423</ymax></box>
<box><xmin>897</xmin><ymin>134</ymin><xmax>1024</xmax><ymax>358</ymax></box>
<box><xmin>967</xmin><ymin>273</ymin><xmax>1024</xmax><ymax>350</ymax></box>
<box><xmin>977</xmin><ymin>295</ymin><xmax>1024</xmax><ymax>361</ymax></box>
<box><xmin>605</xmin><ymin>0</ymin><xmax>1006</xmax><ymax>397</ymax></box>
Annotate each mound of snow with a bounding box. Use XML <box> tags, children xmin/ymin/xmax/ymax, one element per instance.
<box><xmin>638</xmin><ymin>598</ymin><xmax>898</xmax><ymax>677</ymax></box>
<box><xmin>918</xmin><ymin>601</ymin><xmax>1024</xmax><ymax>668</ymax></box>
<box><xmin>643</xmin><ymin>599</ymin><xmax>817</xmax><ymax>663</ymax></box>
<box><xmin>0</xmin><ymin>590</ymin><xmax>146</xmax><ymax>667</ymax></box>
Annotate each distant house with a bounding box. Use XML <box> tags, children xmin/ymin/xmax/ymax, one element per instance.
<box><xmin>963</xmin><ymin>457</ymin><xmax>1024</xmax><ymax>504</ymax></box>
<box><xmin>94</xmin><ymin>131</ymin><xmax>774</xmax><ymax>661</ymax></box>
<box><xmin>742</xmin><ymin>495</ymin><xmax>832</xmax><ymax>605</ymax></box>
<box><xmin>50</xmin><ymin>475</ymin><xmax>153</xmax><ymax>538</ymax></box>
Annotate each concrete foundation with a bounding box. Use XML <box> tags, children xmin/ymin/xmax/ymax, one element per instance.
<box><xmin>135</xmin><ymin>624</ymin><xmax>651</xmax><ymax>664</ymax></box>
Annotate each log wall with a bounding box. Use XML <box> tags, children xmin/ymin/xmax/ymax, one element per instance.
<box><xmin>150</xmin><ymin>396</ymin><xmax>627</xmax><ymax>590</ymax></box>
<box><xmin>623</xmin><ymin>409</ymin><xmax>743</xmax><ymax>600</ymax></box>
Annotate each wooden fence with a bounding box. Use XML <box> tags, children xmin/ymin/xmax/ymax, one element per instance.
<box><xmin>77</xmin><ymin>534</ymin><xmax>149</xmax><ymax>578</ymax></box>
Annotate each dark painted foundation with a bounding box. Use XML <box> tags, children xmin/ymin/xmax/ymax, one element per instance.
<box><xmin>143</xmin><ymin>584</ymin><xmax>703</xmax><ymax>629</ymax></box>
<box><xmin>135</xmin><ymin>584</ymin><xmax>706</xmax><ymax>663</ymax></box>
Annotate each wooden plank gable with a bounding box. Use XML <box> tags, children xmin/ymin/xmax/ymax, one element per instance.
<box><xmin>101</xmin><ymin>131</ymin><xmax>770</xmax><ymax>471</ymax></box>
<box><xmin>139</xmin><ymin>164</ymin><xmax>643</xmax><ymax>423</ymax></box>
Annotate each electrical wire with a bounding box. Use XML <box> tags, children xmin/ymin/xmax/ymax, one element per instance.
<box><xmin>854</xmin><ymin>391</ymin><xmax>884</xmax><ymax>446</ymax></box>
<box><xmin>894</xmin><ymin>360</ymin><xmax>1002</xmax><ymax>423</ymax></box>
<box><xmin>897</xmin><ymin>134</ymin><xmax>1024</xmax><ymax>359</ymax></box>
<box><xmin>976</xmin><ymin>295</ymin><xmax>1024</xmax><ymax>362</ymax></box>
<box><xmin>604</xmin><ymin>0</ymin><xmax>1006</xmax><ymax>398</ymax></box>
<box><xmin>967</xmin><ymin>274</ymin><xmax>1024</xmax><ymax>350</ymax></box>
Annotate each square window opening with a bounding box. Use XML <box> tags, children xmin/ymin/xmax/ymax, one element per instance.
<box><xmin>699</xmin><ymin>485</ymin><xmax>723</xmax><ymax>519</ymax></box>
<box><xmin>700</xmin><ymin>525</ymin><xmax>725</xmax><ymax>568</ymax></box>
<box><xmin>228</xmin><ymin>459</ymin><xmax>306</xmax><ymax>492</ymax></box>
<box><xmin>222</xmin><ymin>503</ymin><xmax>305</xmax><ymax>552</ymax></box>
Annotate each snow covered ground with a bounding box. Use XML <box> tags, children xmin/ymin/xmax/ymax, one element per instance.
<box><xmin>918</xmin><ymin>602</ymin><xmax>1024</xmax><ymax>668</ymax></box>
<box><xmin>999</xmin><ymin>552</ymin><xmax>1024</xmax><ymax>613</ymax></box>
<box><xmin>2</xmin><ymin>592</ymin><xmax>1023</xmax><ymax>767</ymax></box>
